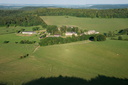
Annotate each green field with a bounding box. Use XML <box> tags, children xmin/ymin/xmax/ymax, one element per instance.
<box><xmin>0</xmin><ymin>33</ymin><xmax>39</xmax><ymax>44</ymax></box>
<box><xmin>0</xmin><ymin>26</ymin><xmax>43</xmax><ymax>35</ymax></box>
<box><xmin>0</xmin><ymin>39</ymin><xmax>128</xmax><ymax>85</ymax></box>
<box><xmin>0</xmin><ymin>16</ymin><xmax>128</xmax><ymax>85</ymax></box>
<box><xmin>41</xmin><ymin>16</ymin><xmax>128</xmax><ymax>33</ymax></box>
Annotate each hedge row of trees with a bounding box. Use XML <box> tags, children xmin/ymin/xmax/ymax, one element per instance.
<box><xmin>39</xmin><ymin>34</ymin><xmax>106</xmax><ymax>46</ymax></box>
<box><xmin>3</xmin><ymin>40</ymin><xmax>36</xmax><ymax>44</ymax></box>
<box><xmin>20</xmin><ymin>40</ymin><xmax>36</xmax><ymax>44</ymax></box>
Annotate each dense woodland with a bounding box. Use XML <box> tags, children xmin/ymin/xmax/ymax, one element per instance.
<box><xmin>0</xmin><ymin>10</ymin><xmax>47</xmax><ymax>27</ymax></box>
<box><xmin>32</xmin><ymin>8</ymin><xmax>128</xmax><ymax>18</ymax></box>
<box><xmin>0</xmin><ymin>8</ymin><xmax>128</xmax><ymax>27</ymax></box>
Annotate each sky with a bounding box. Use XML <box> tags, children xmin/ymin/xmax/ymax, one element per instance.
<box><xmin>0</xmin><ymin>0</ymin><xmax>128</xmax><ymax>5</ymax></box>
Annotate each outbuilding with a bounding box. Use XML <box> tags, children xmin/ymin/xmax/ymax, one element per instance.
<box><xmin>22</xmin><ymin>32</ymin><xmax>36</xmax><ymax>35</ymax></box>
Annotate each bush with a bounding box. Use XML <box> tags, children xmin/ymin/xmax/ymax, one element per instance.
<box><xmin>89</xmin><ymin>34</ymin><xmax>106</xmax><ymax>41</ymax></box>
<box><xmin>3</xmin><ymin>41</ymin><xmax>9</xmax><ymax>43</ymax></box>
<box><xmin>118</xmin><ymin>36</ymin><xmax>123</xmax><ymax>40</ymax></box>
<box><xmin>20</xmin><ymin>40</ymin><xmax>36</xmax><ymax>44</ymax></box>
<box><xmin>15</xmin><ymin>42</ymin><xmax>18</xmax><ymax>44</ymax></box>
<box><xmin>20</xmin><ymin>54</ymin><xmax>29</xmax><ymax>59</ymax></box>
<box><xmin>111</xmin><ymin>37</ymin><xmax>117</xmax><ymax>40</ymax></box>
<box><xmin>95</xmin><ymin>34</ymin><xmax>106</xmax><ymax>41</ymax></box>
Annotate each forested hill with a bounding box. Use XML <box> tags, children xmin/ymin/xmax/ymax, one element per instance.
<box><xmin>88</xmin><ymin>4</ymin><xmax>128</xmax><ymax>9</ymax></box>
<box><xmin>27</xmin><ymin>8</ymin><xmax>128</xmax><ymax>18</ymax></box>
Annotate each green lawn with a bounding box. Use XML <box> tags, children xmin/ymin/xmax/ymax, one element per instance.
<box><xmin>41</xmin><ymin>16</ymin><xmax>128</xmax><ymax>33</ymax></box>
<box><xmin>0</xmin><ymin>40</ymin><xmax>128</xmax><ymax>85</ymax></box>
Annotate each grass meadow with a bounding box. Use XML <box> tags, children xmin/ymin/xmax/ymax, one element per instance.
<box><xmin>0</xmin><ymin>16</ymin><xmax>128</xmax><ymax>85</ymax></box>
<box><xmin>0</xmin><ymin>26</ymin><xmax>43</xmax><ymax>35</ymax></box>
<box><xmin>0</xmin><ymin>40</ymin><xmax>128</xmax><ymax>85</ymax></box>
<box><xmin>0</xmin><ymin>33</ymin><xmax>39</xmax><ymax>44</ymax></box>
<box><xmin>41</xmin><ymin>16</ymin><xmax>128</xmax><ymax>33</ymax></box>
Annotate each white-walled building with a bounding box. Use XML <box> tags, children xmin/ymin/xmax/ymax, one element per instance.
<box><xmin>65</xmin><ymin>32</ymin><xmax>77</xmax><ymax>36</ymax></box>
<box><xmin>84</xmin><ymin>30</ymin><xmax>99</xmax><ymax>35</ymax></box>
<box><xmin>22</xmin><ymin>32</ymin><xmax>36</xmax><ymax>35</ymax></box>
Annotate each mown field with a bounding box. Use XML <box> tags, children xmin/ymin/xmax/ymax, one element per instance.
<box><xmin>41</xmin><ymin>16</ymin><xmax>128</xmax><ymax>33</ymax></box>
<box><xmin>0</xmin><ymin>39</ymin><xmax>128</xmax><ymax>85</ymax></box>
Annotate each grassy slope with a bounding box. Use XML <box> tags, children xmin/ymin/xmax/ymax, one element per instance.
<box><xmin>0</xmin><ymin>44</ymin><xmax>36</xmax><ymax>85</ymax></box>
<box><xmin>0</xmin><ymin>40</ymin><xmax>128</xmax><ymax>85</ymax></box>
<box><xmin>0</xmin><ymin>16</ymin><xmax>128</xmax><ymax>84</ymax></box>
<box><xmin>41</xmin><ymin>16</ymin><xmax>128</xmax><ymax>33</ymax></box>
<box><xmin>33</xmin><ymin>40</ymin><xmax>128</xmax><ymax>79</ymax></box>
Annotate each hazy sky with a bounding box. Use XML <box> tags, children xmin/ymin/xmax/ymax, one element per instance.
<box><xmin>0</xmin><ymin>0</ymin><xmax>128</xmax><ymax>5</ymax></box>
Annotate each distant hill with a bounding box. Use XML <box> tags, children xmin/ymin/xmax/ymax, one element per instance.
<box><xmin>0</xmin><ymin>5</ymin><xmax>23</xmax><ymax>10</ymax></box>
<box><xmin>19</xmin><ymin>6</ymin><xmax>45</xmax><ymax>10</ymax></box>
<box><xmin>88</xmin><ymin>4</ymin><xmax>128</xmax><ymax>9</ymax></box>
<box><xmin>0</xmin><ymin>4</ymin><xmax>128</xmax><ymax>10</ymax></box>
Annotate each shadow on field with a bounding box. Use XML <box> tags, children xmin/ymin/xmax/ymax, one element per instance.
<box><xmin>22</xmin><ymin>75</ymin><xmax>128</xmax><ymax>85</ymax></box>
<box><xmin>0</xmin><ymin>83</ymin><xmax>6</xmax><ymax>85</ymax></box>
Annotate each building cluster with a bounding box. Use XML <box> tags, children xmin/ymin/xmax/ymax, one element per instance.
<box><xmin>21</xmin><ymin>28</ymin><xmax>99</xmax><ymax>38</ymax></box>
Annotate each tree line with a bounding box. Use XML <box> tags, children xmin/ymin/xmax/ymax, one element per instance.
<box><xmin>39</xmin><ymin>34</ymin><xmax>106</xmax><ymax>46</ymax></box>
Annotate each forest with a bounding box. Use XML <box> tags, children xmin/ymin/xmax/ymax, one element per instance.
<box><xmin>0</xmin><ymin>10</ymin><xmax>47</xmax><ymax>27</ymax></box>
<box><xmin>0</xmin><ymin>8</ymin><xmax>128</xmax><ymax>27</ymax></box>
<box><xmin>31</xmin><ymin>8</ymin><xmax>128</xmax><ymax>18</ymax></box>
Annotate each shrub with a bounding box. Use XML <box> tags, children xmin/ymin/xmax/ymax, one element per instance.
<box><xmin>118</xmin><ymin>36</ymin><xmax>123</xmax><ymax>40</ymax></box>
<box><xmin>3</xmin><ymin>41</ymin><xmax>9</xmax><ymax>43</ymax></box>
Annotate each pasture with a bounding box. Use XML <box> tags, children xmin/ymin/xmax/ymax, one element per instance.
<box><xmin>0</xmin><ymin>16</ymin><xmax>128</xmax><ymax>85</ymax></box>
<box><xmin>0</xmin><ymin>33</ymin><xmax>39</xmax><ymax>44</ymax></box>
<box><xmin>0</xmin><ymin>26</ymin><xmax>43</xmax><ymax>35</ymax></box>
<box><xmin>0</xmin><ymin>40</ymin><xmax>128</xmax><ymax>85</ymax></box>
<box><xmin>41</xmin><ymin>16</ymin><xmax>128</xmax><ymax>33</ymax></box>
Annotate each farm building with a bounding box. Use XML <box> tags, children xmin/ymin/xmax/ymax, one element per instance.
<box><xmin>65</xmin><ymin>32</ymin><xmax>77</xmax><ymax>36</ymax></box>
<box><xmin>47</xmin><ymin>34</ymin><xmax>61</xmax><ymax>37</ymax></box>
<box><xmin>84</xmin><ymin>30</ymin><xmax>99</xmax><ymax>35</ymax></box>
<box><xmin>22</xmin><ymin>32</ymin><xmax>36</xmax><ymax>35</ymax></box>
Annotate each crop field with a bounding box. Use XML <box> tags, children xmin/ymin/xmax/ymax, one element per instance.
<box><xmin>0</xmin><ymin>39</ymin><xmax>128</xmax><ymax>85</ymax></box>
<box><xmin>41</xmin><ymin>16</ymin><xmax>128</xmax><ymax>33</ymax></box>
